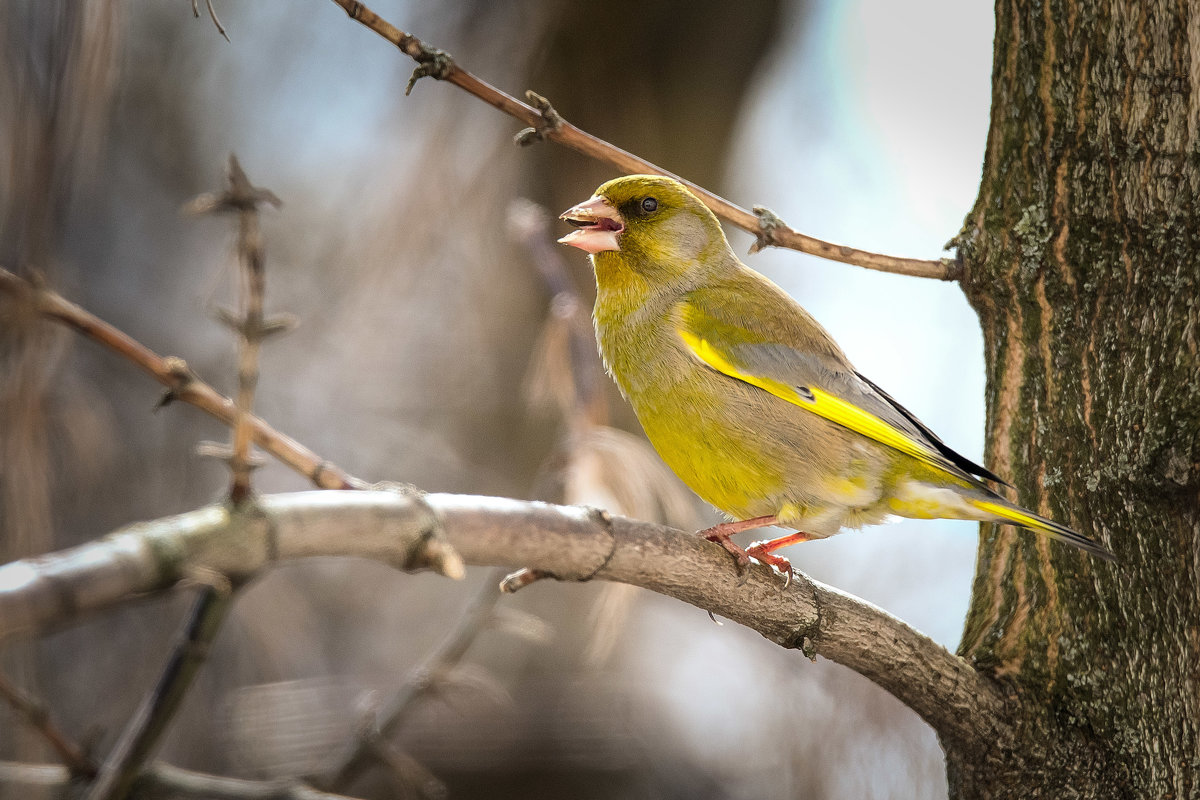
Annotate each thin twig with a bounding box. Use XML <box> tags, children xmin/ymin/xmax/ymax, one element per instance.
<box><xmin>83</xmin><ymin>584</ymin><xmax>234</xmax><ymax>800</ymax></box>
<box><xmin>320</xmin><ymin>571</ymin><xmax>506</xmax><ymax>792</ymax></box>
<box><xmin>0</xmin><ymin>267</ymin><xmax>358</xmax><ymax>490</ymax></box>
<box><xmin>0</xmin><ymin>671</ymin><xmax>97</xmax><ymax>777</ymax></box>
<box><xmin>328</xmin><ymin>0</ymin><xmax>956</xmax><ymax>281</ymax></box>
<box><xmin>190</xmin><ymin>0</ymin><xmax>229</xmax><ymax>42</ymax></box>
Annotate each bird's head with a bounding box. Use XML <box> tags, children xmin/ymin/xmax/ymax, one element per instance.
<box><xmin>558</xmin><ymin>175</ymin><xmax>730</xmax><ymax>278</ymax></box>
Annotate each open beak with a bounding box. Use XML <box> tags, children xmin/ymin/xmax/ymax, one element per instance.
<box><xmin>558</xmin><ymin>196</ymin><xmax>623</xmax><ymax>254</ymax></box>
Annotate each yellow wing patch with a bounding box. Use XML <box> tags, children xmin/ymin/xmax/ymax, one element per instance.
<box><xmin>679</xmin><ymin>329</ymin><xmax>943</xmax><ymax>468</ymax></box>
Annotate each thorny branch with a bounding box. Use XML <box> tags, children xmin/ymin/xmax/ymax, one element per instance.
<box><xmin>85</xmin><ymin>159</ymin><xmax>285</xmax><ymax>800</ymax></box>
<box><xmin>328</xmin><ymin>0</ymin><xmax>957</xmax><ymax>281</ymax></box>
<box><xmin>188</xmin><ymin>154</ymin><xmax>285</xmax><ymax>505</ymax></box>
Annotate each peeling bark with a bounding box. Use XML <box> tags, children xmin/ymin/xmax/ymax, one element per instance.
<box><xmin>951</xmin><ymin>0</ymin><xmax>1200</xmax><ymax>794</ymax></box>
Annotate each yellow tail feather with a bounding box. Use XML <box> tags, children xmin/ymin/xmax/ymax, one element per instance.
<box><xmin>970</xmin><ymin>499</ymin><xmax>1114</xmax><ymax>561</ymax></box>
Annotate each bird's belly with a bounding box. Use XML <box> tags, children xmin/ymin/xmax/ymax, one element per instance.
<box><xmin>628</xmin><ymin>377</ymin><xmax>892</xmax><ymax>533</ymax></box>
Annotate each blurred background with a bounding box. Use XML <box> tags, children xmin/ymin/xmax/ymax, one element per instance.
<box><xmin>0</xmin><ymin>0</ymin><xmax>993</xmax><ymax>797</ymax></box>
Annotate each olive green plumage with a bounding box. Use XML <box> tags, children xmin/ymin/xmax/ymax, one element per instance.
<box><xmin>559</xmin><ymin>175</ymin><xmax>1113</xmax><ymax>561</ymax></box>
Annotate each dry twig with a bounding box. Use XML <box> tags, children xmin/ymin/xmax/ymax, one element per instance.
<box><xmin>190</xmin><ymin>0</ymin><xmax>229</xmax><ymax>42</ymax></box>
<box><xmin>320</xmin><ymin>571</ymin><xmax>507</xmax><ymax>792</ymax></box>
<box><xmin>0</xmin><ymin>672</ymin><xmax>96</xmax><ymax>777</ymax></box>
<box><xmin>328</xmin><ymin>0</ymin><xmax>957</xmax><ymax>281</ymax></box>
<box><xmin>0</xmin><ymin>267</ymin><xmax>358</xmax><ymax>490</ymax></box>
<box><xmin>83</xmin><ymin>584</ymin><xmax>234</xmax><ymax>800</ymax></box>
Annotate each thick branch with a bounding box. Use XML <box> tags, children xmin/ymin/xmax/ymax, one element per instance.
<box><xmin>328</xmin><ymin>0</ymin><xmax>954</xmax><ymax>281</ymax></box>
<box><xmin>0</xmin><ymin>490</ymin><xmax>1006</xmax><ymax>751</ymax></box>
<box><xmin>0</xmin><ymin>267</ymin><xmax>357</xmax><ymax>490</ymax></box>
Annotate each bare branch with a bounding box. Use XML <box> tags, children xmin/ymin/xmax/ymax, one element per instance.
<box><xmin>327</xmin><ymin>0</ymin><xmax>956</xmax><ymax>281</ymax></box>
<box><xmin>0</xmin><ymin>267</ymin><xmax>358</xmax><ymax>491</ymax></box>
<box><xmin>0</xmin><ymin>490</ymin><xmax>1005</xmax><ymax>751</ymax></box>
<box><xmin>0</xmin><ymin>672</ymin><xmax>96</xmax><ymax>777</ymax></box>
<box><xmin>84</xmin><ymin>585</ymin><xmax>233</xmax><ymax>800</ymax></box>
<box><xmin>321</xmin><ymin>572</ymin><xmax>506</xmax><ymax>791</ymax></box>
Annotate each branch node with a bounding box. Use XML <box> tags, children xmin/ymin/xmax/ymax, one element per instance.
<box><xmin>184</xmin><ymin>155</ymin><xmax>281</xmax><ymax>216</ymax></box>
<box><xmin>195</xmin><ymin>441</ymin><xmax>265</xmax><ymax>469</ymax></box>
<box><xmin>214</xmin><ymin>308</ymin><xmax>298</xmax><ymax>340</ymax></box>
<box><xmin>781</xmin><ymin>580</ymin><xmax>821</xmax><ymax>661</ymax></box>
<box><xmin>578</xmin><ymin>506</ymin><xmax>616</xmax><ymax>582</ymax></box>
<box><xmin>181</xmin><ymin>566</ymin><xmax>234</xmax><ymax>598</ymax></box>
<box><xmin>404</xmin><ymin>43</ymin><xmax>455</xmax><ymax>96</ymax></box>
<box><xmin>944</xmin><ymin>253</ymin><xmax>965</xmax><ymax>282</ymax></box>
<box><xmin>513</xmin><ymin>90</ymin><xmax>563</xmax><ymax>147</ymax></box>
<box><xmin>261</xmin><ymin>312</ymin><xmax>299</xmax><ymax>338</ymax></box>
<box><xmin>155</xmin><ymin>357</ymin><xmax>194</xmax><ymax>410</ymax></box>
<box><xmin>370</xmin><ymin>482</ymin><xmax>465</xmax><ymax>579</ymax></box>
<box><xmin>749</xmin><ymin>205</ymin><xmax>787</xmax><ymax>254</ymax></box>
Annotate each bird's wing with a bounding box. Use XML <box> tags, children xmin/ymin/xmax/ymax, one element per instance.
<box><xmin>676</xmin><ymin>296</ymin><xmax>1003</xmax><ymax>485</ymax></box>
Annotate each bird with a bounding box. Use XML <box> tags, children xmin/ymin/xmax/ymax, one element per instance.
<box><xmin>557</xmin><ymin>174</ymin><xmax>1114</xmax><ymax>575</ymax></box>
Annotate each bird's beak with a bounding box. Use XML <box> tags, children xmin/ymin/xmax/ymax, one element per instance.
<box><xmin>558</xmin><ymin>196</ymin><xmax>624</xmax><ymax>254</ymax></box>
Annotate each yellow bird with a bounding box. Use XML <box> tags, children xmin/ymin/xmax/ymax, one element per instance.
<box><xmin>558</xmin><ymin>175</ymin><xmax>1113</xmax><ymax>573</ymax></box>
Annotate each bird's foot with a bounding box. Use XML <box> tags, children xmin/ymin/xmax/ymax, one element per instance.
<box><xmin>745</xmin><ymin>532</ymin><xmax>812</xmax><ymax>587</ymax></box>
<box><xmin>699</xmin><ymin>515</ymin><xmax>780</xmax><ymax>578</ymax></box>
<box><xmin>701</xmin><ymin>527</ymin><xmax>752</xmax><ymax>569</ymax></box>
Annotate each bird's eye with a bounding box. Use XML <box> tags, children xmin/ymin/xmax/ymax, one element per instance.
<box><xmin>641</xmin><ymin>197</ymin><xmax>658</xmax><ymax>213</ymax></box>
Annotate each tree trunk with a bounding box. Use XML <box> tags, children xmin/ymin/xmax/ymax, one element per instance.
<box><xmin>950</xmin><ymin>0</ymin><xmax>1200</xmax><ymax>795</ymax></box>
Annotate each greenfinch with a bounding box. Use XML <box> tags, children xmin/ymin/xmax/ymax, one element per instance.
<box><xmin>558</xmin><ymin>175</ymin><xmax>1113</xmax><ymax>573</ymax></box>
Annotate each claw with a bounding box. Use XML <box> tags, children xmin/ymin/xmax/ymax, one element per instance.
<box><xmin>746</xmin><ymin>542</ymin><xmax>794</xmax><ymax>582</ymax></box>
<box><xmin>698</xmin><ymin>517</ymin><xmax>808</xmax><ymax>587</ymax></box>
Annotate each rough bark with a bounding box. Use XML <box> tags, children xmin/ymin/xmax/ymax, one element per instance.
<box><xmin>951</xmin><ymin>0</ymin><xmax>1200</xmax><ymax>795</ymax></box>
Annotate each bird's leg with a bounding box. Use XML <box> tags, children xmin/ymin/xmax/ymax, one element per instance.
<box><xmin>699</xmin><ymin>515</ymin><xmax>779</xmax><ymax>568</ymax></box>
<box><xmin>745</xmin><ymin>531</ymin><xmax>812</xmax><ymax>575</ymax></box>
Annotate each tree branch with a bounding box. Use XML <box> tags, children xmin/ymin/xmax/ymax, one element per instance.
<box><xmin>327</xmin><ymin>0</ymin><xmax>957</xmax><ymax>281</ymax></box>
<box><xmin>320</xmin><ymin>573</ymin><xmax>504</xmax><ymax>792</ymax></box>
<box><xmin>84</xmin><ymin>586</ymin><xmax>233</xmax><ymax>800</ymax></box>
<box><xmin>0</xmin><ymin>267</ymin><xmax>358</xmax><ymax>490</ymax></box>
<box><xmin>0</xmin><ymin>490</ymin><xmax>1006</xmax><ymax>752</ymax></box>
<box><xmin>0</xmin><ymin>672</ymin><xmax>96</xmax><ymax>777</ymax></box>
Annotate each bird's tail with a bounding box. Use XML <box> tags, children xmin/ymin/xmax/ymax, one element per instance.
<box><xmin>968</xmin><ymin>498</ymin><xmax>1115</xmax><ymax>562</ymax></box>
